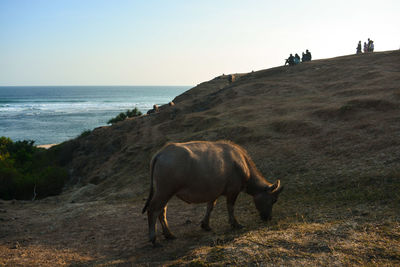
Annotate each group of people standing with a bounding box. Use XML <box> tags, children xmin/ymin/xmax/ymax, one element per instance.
<box><xmin>285</xmin><ymin>50</ymin><xmax>312</xmax><ymax>66</ymax></box>
<box><xmin>357</xmin><ymin>38</ymin><xmax>374</xmax><ymax>54</ymax></box>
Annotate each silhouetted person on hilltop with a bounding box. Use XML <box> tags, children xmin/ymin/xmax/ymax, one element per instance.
<box><xmin>147</xmin><ymin>104</ymin><xmax>159</xmax><ymax>115</ymax></box>
<box><xmin>367</xmin><ymin>38</ymin><xmax>374</xmax><ymax>52</ymax></box>
<box><xmin>228</xmin><ymin>74</ymin><xmax>233</xmax><ymax>83</ymax></box>
<box><xmin>356</xmin><ymin>41</ymin><xmax>362</xmax><ymax>54</ymax></box>
<box><xmin>369</xmin><ymin>40</ymin><xmax>374</xmax><ymax>52</ymax></box>
<box><xmin>301</xmin><ymin>50</ymin><xmax>312</xmax><ymax>62</ymax></box>
<box><xmin>305</xmin><ymin>49</ymin><xmax>312</xmax><ymax>61</ymax></box>
<box><xmin>294</xmin><ymin>54</ymin><xmax>300</xmax><ymax>64</ymax></box>
<box><xmin>363</xmin><ymin>42</ymin><xmax>368</xmax><ymax>53</ymax></box>
<box><xmin>285</xmin><ymin>54</ymin><xmax>295</xmax><ymax>66</ymax></box>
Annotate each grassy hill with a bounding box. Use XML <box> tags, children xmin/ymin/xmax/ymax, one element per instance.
<box><xmin>1</xmin><ymin>50</ymin><xmax>399</xmax><ymax>266</ymax></box>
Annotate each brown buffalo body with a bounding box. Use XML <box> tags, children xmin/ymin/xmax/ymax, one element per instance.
<box><xmin>142</xmin><ymin>140</ymin><xmax>283</xmax><ymax>245</ymax></box>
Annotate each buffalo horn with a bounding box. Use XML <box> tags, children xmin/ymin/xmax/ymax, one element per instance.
<box><xmin>271</xmin><ymin>180</ymin><xmax>281</xmax><ymax>193</ymax></box>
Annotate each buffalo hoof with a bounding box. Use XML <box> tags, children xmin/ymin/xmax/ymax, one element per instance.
<box><xmin>201</xmin><ymin>222</ymin><xmax>212</xmax><ymax>231</ymax></box>
<box><xmin>260</xmin><ymin>216</ymin><xmax>271</xmax><ymax>221</ymax></box>
<box><xmin>231</xmin><ymin>223</ymin><xmax>244</xmax><ymax>230</ymax></box>
<box><xmin>152</xmin><ymin>241</ymin><xmax>162</xmax><ymax>248</ymax></box>
<box><xmin>164</xmin><ymin>233</ymin><xmax>176</xmax><ymax>240</ymax></box>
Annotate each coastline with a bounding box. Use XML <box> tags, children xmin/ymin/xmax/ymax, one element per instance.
<box><xmin>0</xmin><ymin>85</ymin><xmax>190</xmax><ymax>145</ymax></box>
<box><xmin>37</xmin><ymin>144</ymin><xmax>57</xmax><ymax>149</ymax></box>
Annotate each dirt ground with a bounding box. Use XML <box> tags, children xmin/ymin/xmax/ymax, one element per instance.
<box><xmin>1</xmin><ymin>191</ymin><xmax>399</xmax><ymax>266</ymax></box>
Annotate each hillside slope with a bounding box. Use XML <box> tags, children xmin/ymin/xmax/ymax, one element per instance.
<box><xmin>54</xmin><ymin>50</ymin><xmax>400</xmax><ymax>203</ymax></box>
<box><xmin>1</xmin><ymin>50</ymin><xmax>399</xmax><ymax>266</ymax></box>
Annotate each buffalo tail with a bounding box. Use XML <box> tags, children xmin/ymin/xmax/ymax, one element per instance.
<box><xmin>142</xmin><ymin>154</ymin><xmax>158</xmax><ymax>214</ymax></box>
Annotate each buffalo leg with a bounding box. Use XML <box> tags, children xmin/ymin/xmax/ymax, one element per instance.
<box><xmin>226</xmin><ymin>193</ymin><xmax>243</xmax><ymax>229</ymax></box>
<box><xmin>201</xmin><ymin>199</ymin><xmax>217</xmax><ymax>231</ymax></box>
<box><xmin>147</xmin><ymin>207</ymin><xmax>161</xmax><ymax>246</ymax></box>
<box><xmin>147</xmin><ymin>198</ymin><xmax>168</xmax><ymax>246</ymax></box>
<box><xmin>158</xmin><ymin>205</ymin><xmax>176</xmax><ymax>240</ymax></box>
<box><xmin>147</xmin><ymin>191</ymin><xmax>174</xmax><ymax>246</ymax></box>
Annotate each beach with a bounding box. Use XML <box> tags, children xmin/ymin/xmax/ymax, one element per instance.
<box><xmin>36</xmin><ymin>144</ymin><xmax>57</xmax><ymax>149</ymax></box>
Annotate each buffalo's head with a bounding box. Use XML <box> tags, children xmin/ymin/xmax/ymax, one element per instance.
<box><xmin>253</xmin><ymin>180</ymin><xmax>283</xmax><ymax>221</ymax></box>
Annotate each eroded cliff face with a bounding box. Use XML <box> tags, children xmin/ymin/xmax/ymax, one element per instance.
<box><xmin>52</xmin><ymin>50</ymin><xmax>400</xmax><ymax>202</ymax></box>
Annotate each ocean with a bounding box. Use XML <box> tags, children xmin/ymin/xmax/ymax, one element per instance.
<box><xmin>0</xmin><ymin>86</ymin><xmax>190</xmax><ymax>145</ymax></box>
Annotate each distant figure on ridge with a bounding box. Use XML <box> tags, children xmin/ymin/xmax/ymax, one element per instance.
<box><xmin>369</xmin><ymin>40</ymin><xmax>374</xmax><ymax>52</ymax></box>
<box><xmin>367</xmin><ymin>38</ymin><xmax>374</xmax><ymax>52</ymax></box>
<box><xmin>147</xmin><ymin>104</ymin><xmax>159</xmax><ymax>115</ymax></box>
<box><xmin>228</xmin><ymin>74</ymin><xmax>236</xmax><ymax>83</ymax></box>
<box><xmin>363</xmin><ymin>42</ymin><xmax>368</xmax><ymax>53</ymax></box>
<box><xmin>305</xmin><ymin>50</ymin><xmax>312</xmax><ymax>61</ymax></box>
<box><xmin>285</xmin><ymin>54</ymin><xmax>295</xmax><ymax>66</ymax></box>
<box><xmin>294</xmin><ymin>54</ymin><xmax>300</xmax><ymax>64</ymax></box>
<box><xmin>356</xmin><ymin>41</ymin><xmax>362</xmax><ymax>54</ymax></box>
<box><xmin>301</xmin><ymin>50</ymin><xmax>312</xmax><ymax>62</ymax></box>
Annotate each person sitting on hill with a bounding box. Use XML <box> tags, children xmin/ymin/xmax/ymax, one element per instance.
<box><xmin>147</xmin><ymin>104</ymin><xmax>159</xmax><ymax>115</ymax></box>
<box><xmin>302</xmin><ymin>52</ymin><xmax>306</xmax><ymax>62</ymax></box>
<box><xmin>305</xmin><ymin>49</ymin><xmax>312</xmax><ymax>61</ymax></box>
<box><xmin>285</xmin><ymin>54</ymin><xmax>295</xmax><ymax>66</ymax></box>
<box><xmin>301</xmin><ymin>50</ymin><xmax>312</xmax><ymax>62</ymax></box>
<box><xmin>356</xmin><ymin>41</ymin><xmax>362</xmax><ymax>54</ymax></box>
<box><xmin>294</xmin><ymin>53</ymin><xmax>300</xmax><ymax>64</ymax></box>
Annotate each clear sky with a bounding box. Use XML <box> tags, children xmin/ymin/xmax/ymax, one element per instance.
<box><xmin>0</xmin><ymin>0</ymin><xmax>399</xmax><ymax>86</ymax></box>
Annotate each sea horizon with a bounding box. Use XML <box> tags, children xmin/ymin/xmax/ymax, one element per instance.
<box><xmin>0</xmin><ymin>85</ymin><xmax>191</xmax><ymax>145</ymax></box>
<box><xmin>0</xmin><ymin>84</ymin><xmax>193</xmax><ymax>87</ymax></box>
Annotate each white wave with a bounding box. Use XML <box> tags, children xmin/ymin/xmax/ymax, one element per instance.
<box><xmin>0</xmin><ymin>100</ymin><xmax>166</xmax><ymax>116</ymax></box>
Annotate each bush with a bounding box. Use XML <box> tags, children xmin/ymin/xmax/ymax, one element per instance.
<box><xmin>0</xmin><ymin>163</ymin><xmax>20</xmax><ymax>200</ymax></box>
<box><xmin>79</xmin><ymin>129</ymin><xmax>92</xmax><ymax>138</ymax></box>
<box><xmin>107</xmin><ymin>107</ymin><xmax>142</xmax><ymax>124</ymax></box>
<box><xmin>126</xmin><ymin>107</ymin><xmax>142</xmax><ymax>118</ymax></box>
<box><xmin>36</xmin><ymin>166</ymin><xmax>68</xmax><ymax>197</ymax></box>
<box><xmin>0</xmin><ymin>137</ymin><xmax>69</xmax><ymax>200</ymax></box>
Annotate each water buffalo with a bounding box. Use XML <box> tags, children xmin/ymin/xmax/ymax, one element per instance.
<box><xmin>142</xmin><ymin>140</ymin><xmax>283</xmax><ymax>246</ymax></box>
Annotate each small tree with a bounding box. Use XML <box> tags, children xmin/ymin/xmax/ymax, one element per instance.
<box><xmin>126</xmin><ymin>107</ymin><xmax>142</xmax><ymax>118</ymax></box>
<box><xmin>107</xmin><ymin>107</ymin><xmax>142</xmax><ymax>124</ymax></box>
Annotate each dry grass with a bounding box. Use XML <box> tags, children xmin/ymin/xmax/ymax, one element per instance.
<box><xmin>1</xmin><ymin>188</ymin><xmax>398</xmax><ymax>266</ymax></box>
<box><xmin>1</xmin><ymin>50</ymin><xmax>400</xmax><ymax>266</ymax></box>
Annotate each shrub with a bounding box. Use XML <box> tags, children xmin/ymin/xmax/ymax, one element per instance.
<box><xmin>0</xmin><ymin>137</ymin><xmax>13</xmax><ymax>162</ymax></box>
<box><xmin>35</xmin><ymin>166</ymin><xmax>68</xmax><ymax>197</ymax></box>
<box><xmin>0</xmin><ymin>163</ymin><xmax>20</xmax><ymax>200</ymax></box>
<box><xmin>108</xmin><ymin>112</ymin><xmax>127</xmax><ymax>124</ymax></box>
<box><xmin>0</xmin><ymin>137</ymin><xmax>69</xmax><ymax>200</ymax></box>
<box><xmin>79</xmin><ymin>129</ymin><xmax>92</xmax><ymax>138</ymax></box>
<box><xmin>126</xmin><ymin>107</ymin><xmax>142</xmax><ymax>118</ymax></box>
<box><xmin>107</xmin><ymin>107</ymin><xmax>142</xmax><ymax>124</ymax></box>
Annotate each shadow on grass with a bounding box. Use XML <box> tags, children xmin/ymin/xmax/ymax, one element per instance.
<box><xmin>65</xmin><ymin>169</ymin><xmax>400</xmax><ymax>266</ymax></box>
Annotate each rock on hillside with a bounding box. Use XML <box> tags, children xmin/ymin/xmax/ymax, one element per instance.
<box><xmin>51</xmin><ymin>50</ymin><xmax>400</xmax><ymax>202</ymax></box>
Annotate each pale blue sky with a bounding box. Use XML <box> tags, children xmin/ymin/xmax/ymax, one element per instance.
<box><xmin>0</xmin><ymin>0</ymin><xmax>399</xmax><ymax>86</ymax></box>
